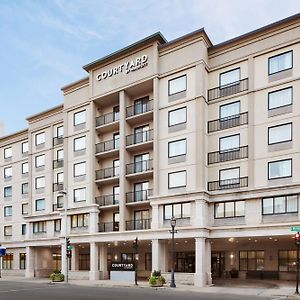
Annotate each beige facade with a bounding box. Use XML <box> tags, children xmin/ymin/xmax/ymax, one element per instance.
<box><xmin>1</xmin><ymin>14</ymin><xmax>300</xmax><ymax>286</ymax></box>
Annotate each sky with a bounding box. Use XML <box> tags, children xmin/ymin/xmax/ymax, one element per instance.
<box><xmin>0</xmin><ymin>0</ymin><xmax>300</xmax><ymax>135</ymax></box>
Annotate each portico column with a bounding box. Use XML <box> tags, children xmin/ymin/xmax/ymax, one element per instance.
<box><xmin>194</xmin><ymin>237</ymin><xmax>207</xmax><ymax>287</ymax></box>
<box><xmin>151</xmin><ymin>204</ymin><xmax>159</xmax><ymax>229</ymax></box>
<box><xmin>99</xmin><ymin>243</ymin><xmax>108</xmax><ymax>279</ymax></box>
<box><xmin>71</xmin><ymin>245</ymin><xmax>78</xmax><ymax>271</ymax></box>
<box><xmin>89</xmin><ymin>210</ymin><xmax>98</xmax><ymax>234</ymax></box>
<box><xmin>89</xmin><ymin>242</ymin><xmax>99</xmax><ymax>280</ymax></box>
<box><xmin>206</xmin><ymin>240</ymin><xmax>212</xmax><ymax>285</ymax></box>
<box><xmin>152</xmin><ymin>239</ymin><xmax>159</xmax><ymax>271</ymax></box>
<box><xmin>61</xmin><ymin>242</ymin><xmax>67</xmax><ymax>276</ymax></box>
<box><xmin>25</xmin><ymin>246</ymin><xmax>35</xmax><ymax>278</ymax></box>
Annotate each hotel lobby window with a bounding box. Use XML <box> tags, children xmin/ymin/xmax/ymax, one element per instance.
<box><xmin>268</xmin><ymin>87</ymin><xmax>292</xmax><ymax>110</ymax></box>
<box><xmin>168</xmin><ymin>75</ymin><xmax>187</xmax><ymax>96</ymax></box>
<box><xmin>168</xmin><ymin>170</ymin><xmax>186</xmax><ymax>189</ymax></box>
<box><xmin>35</xmin><ymin>132</ymin><xmax>45</xmax><ymax>146</ymax></box>
<box><xmin>279</xmin><ymin>250</ymin><xmax>297</xmax><ymax>272</ymax></box>
<box><xmin>168</xmin><ymin>107</ymin><xmax>187</xmax><ymax>127</ymax></box>
<box><xmin>268</xmin><ymin>159</ymin><xmax>292</xmax><ymax>179</ymax></box>
<box><xmin>262</xmin><ymin>195</ymin><xmax>298</xmax><ymax>215</ymax></box>
<box><xmin>268</xmin><ymin>50</ymin><xmax>292</xmax><ymax>75</ymax></box>
<box><xmin>268</xmin><ymin>123</ymin><xmax>292</xmax><ymax>145</ymax></box>
<box><xmin>4</xmin><ymin>147</ymin><xmax>12</xmax><ymax>159</ymax></box>
<box><xmin>219</xmin><ymin>68</ymin><xmax>240</xmax><ymax>87</ymax></box>
<box><xmin>3</xmin><ymin>253</ymin><xmax>13</xmax><ymax>269</ymax></box>
<box><xmin>74</xmin><ymin>110</ymin><xmax>86</xmax><ymax>126</ymax></box>
<box><xmin>239</xmin><ymin>251</ymin><xmax>264</xmax><ymax>271</ymax></box>
<box><xmin>214</xmin><ymin>201</ymin><xmax>245</xmax><ymax>218</ymax></box>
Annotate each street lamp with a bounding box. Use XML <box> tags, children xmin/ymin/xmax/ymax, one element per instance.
<box><xmin>169</xmin><ymin>216</ymin><xmax>177</xmax><ymax>288</ymax></box>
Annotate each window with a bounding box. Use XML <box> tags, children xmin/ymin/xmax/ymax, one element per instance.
<box><xmin>22</xmin><ymin>162</ymin><xmax>29</xmax><ymax>174</ymax></box>
<box><xmin>71</xmin><ymin>214</ymin><xmax>89</xmax><ymax>228</ymax></box>
<box><xmin>74</xmin><ymin>162</ymin><xmax>86</xmax><ymax>177</ymax></box>
<box><xmin>268</xmin><ymin>159</ymin><xmax>292</xmax><ymax>179</ymax></box>
<box><xmin>268</xmin><ymin>123</ymin><xmax>292</xmax><ymax>145</ymax></box>
<box><xmin>4</xmin><ymin>206</ymin><xmax>12</xmax><ymax>217</ymax></box>
<box><xmin>22</xmin><ymin>224</ymin><xmax>26</xmax><ymax>236</ymax></box>
<box><xmin>74</xmin><ymin>187</ymin><xmax>86</xmax><ymax>202</ymax></box>
<box><xmin>134</xmin><ymin>182</ymin><xmax>149</xmax><ymax>201</ymax></box>
<box><xmin>145</xmin><ymin>253</ymin><xmax>152</xmax><ymax>271</ymax></box>
<box><xmin>168</xmin><ymin>170</ymin><xmax>186</xmax><ymax>189</ymax></box>
<box><xmin>163</xmin><ymin>202</ymin><xmax>191</xmax><ymax>220</ymax></box>
<box><xmin>3</xmin><ymin>253</ymin><xmax>13</xmax><ymax>269</ymax></box>
<box><xmin>113</xmin><ymin>159</ymin><xmax>120</xmax><ymax>176</ymax></box>
<box><xmin>4</xmin><ymin>166</ymin><xmax>12</xmax><ymax>178</ymax></box>
<box><xmin>220</xmin><ymin>101</ymin><xmax>240</xmax><ymax>119</ymax></box>
<box><xmin>134</xmin><ymin>126</ymin><xmax>149</xmax><ymax>144</ymax></box>
<box><xmin>22</xmin><ymin>183</ymin><xmax>28</xmax><ymax>195</ymax></box>
<box><xmin>121</xmin><ymin>253</ymin><xmax>133</xmax><ymax>263</ymax></box>
<box><xmin>4</xmin><ymin>186</ymin><xmax>12</xmax><ymax>197</ymax></box>
<box><xmin>56</xmin><ymin>126</ymin><xmax>64</xmax><ymax>138</ymax></box>
<box><xmin>239</xmin><ymin>251</ymin><xmax>264</xmax><ymax>271</ymax></box>
<box><xmin>168</xmin><ymin>139</ymin><xmax>186</xmax><ymax>158</ymax></box>
<box><xmin>219</xmin><ymin>167</ymin><xmax>240</xmax><ymax>184</ymax></box>
<box><xmin>268</xmin><ymin>50</ymin><xmax>292</xmax><ymax>75</ymax></box>
<box><xmin>22</xmin><ymin>142</ymin><xmax>28</xmax><ymax>153</ymax></box>
<box><xmin>262</xmin><ymin>195</ymin><xmax>298</xmax><ymax>215</ymax></box>
<box><xmin>74</xmin><ymin>136</ymin><xmax>86</xmax><ymax>151</ymax></box>
<box><xmin>57</xmin><ymin>149</ymin><xmax>64</xmax><ymax>160</ymax></box>
<box><xmin>113</xmin><ymin>106</ymin><xmax>120</xmax><ymax>121</ymax></box>
<box><xmin>33</xmin><ymin>221</ymin><xmax>46</xmax><ymax>233</ymax></box>
<box><xmin>22</xmin><ymin>203</ymin><xmax>28</xmax><ymax>215</ymax></box>
<box><xmin>219</xmin><ymin>68</ymin><xmax>240</xmax><ymax>87</ymax></box>
<box><xmin>279</xmin><ymin>250</ymin><xmax>297</xmax><ymax>272</ymax></box>
<box><xmin>56</xmin><ymin>172</ymin><xmax>64</xmax><ymax>183</ymax></box>
<box><xmin>54</xmin><ymin>219</ymin><xmax>61</xmax><ymax>232</ymax></box>
<box><xmin>35</xmin><ymin>198</ymin><xmax>45</xmax><ymax>211</ymax></box>
<box><xmin>4</xmin><ymin>225</ymin><xmax>12</xmax><ymax>236</ymax></box>
<box><xmin>168</xmin><ymin>75</ymin><xmax>187</xmax><ymax>96</ymax></box>
<box><xmin>20</xmin><ymin>253</ymin><xmax>26</xmax><ymax>269</ymax></box>
<box><xmin>168</xmin><ymin>107</ymin><xmax>187</xmax><ymax>127</ymax></box>
<box><xmin>219</xmin><ymin>134</ymin><xmax>240</xmax><ymax>152</ymax></box>
<box><xmin>214</xmin><ymin>201</ymin><xmax>245</xmax><ymax>218</ymax></box>
<box><xmin>268</xmin><ymin>87</ymin><xmax>292</xmax><ymax>110</ymax></box>
<box><xmin>35</xmin><ymin>132</ymin><xmax>45</xmax><ymax>145</ymax></box>
<box><xmin>35</xmin><ymin>154</ymin><xmax>45</xmax><ymax>168</ymax></box>
<box><xmin>4</xmin><ymin>147</ymin><xmax>12</xmax><ymax>159</ymax></box>
<box><xmin>35</xmin><ymin>176</ymin><xmax>45</xmax><ymax>189</ymax></box>
<box><xmin>74</xmin><ymin>110</ymin><xmax>86</xmax><ymax>126</ymax></box>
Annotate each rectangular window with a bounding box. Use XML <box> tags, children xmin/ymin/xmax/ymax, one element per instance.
<box><xmin>219</xmin><ymin>68</ymin><xmax>240</xmax><ymax>87</ymax></box>
<box><xmin>220</xmin><ymin>101</ymin><xmax>240</xmax><ymax>119</ymax></box>
<box><xmin>163</xmin><ymin>202</ymin><xmax>191</xmax><ymax>220</ymax></box>
<box><xmin>22</xmin><ymin>203</ymin><xmax>28</xmax><ymax>215</ymax></box>
<box><xmin>239</xmin><ymin>251</ymin><xmax>264</xmax><ymax>271</ymax></box>
<box><xmin>35</xmin><ymin>198</ymin><xmax>45</xmax><ymax>211</ymax></box>
<box><xmin>168</xmin><ymin>107</ymin><xmax>187</xmax><ymax>127</ymax></box>
<box><xmin>57</xmin><ymin>149</ymin><xmax>64</xmax><ymax>160</ymax></box>
<box><xmin>22</xmin><ymin>162</ymin><xmax>29</xmax><ymax>174</ymax></box>
<box><xmin>262</xmin><ymin>195</ymin><xmax>298</xmax><ymax>215</ymax></box>
<box><xmin>268</xmin><ymin>123</ymin><xmax>292</xmax><ymax>145</ymax></box>
<box><xmin>279</xmin><ymin>250</ymin><xmax>297</xmax><ymax>272</ymax></box>
<box><xmin>22</xmin><ymin>142</ymin><xmax>28</xmax><ymax>153</ymax></box>
<box><xmin>219</xmin><ymin>167</ymin><xmax>240</xmax><ymax>184</ymax></box>
<box><xmin>74</xmin><ymin>162</ymin><xmax>86</xmax><ymax>177</ymax></box>
<box><xmin>74</xmin><ymin>136</ymin><xmax>86</xmax><ymax>151</ymax></box>
<box><xmin>74</xmin><ymin>110</ymin><xmax>86</xmax><ymax>126</ymax></box>
<box><xmin>54</xmin><ymin>219</ymin><xmax>61</xmax><ymax>232</ymax></box>
<box><xmin>20</xmin><ymin>253</ymin><xmax>26</xmax><ymax>269</ymax></box>
<box><xmin>113</xmin><ymin>106</ymin><xmax>120</xmax><ymax>121</ymax></box>
<box><xmin>4</xmin><ymin>147</ymin><xmax>12</xmax><ymax>159</ymax></box>
<box><xmin>35</xmin><ymin>154</ymin><xmax>45</xmax><ymax>168</ymax></box>
<box><xmin>268</xmin><ymin>50</ymin><xmax>293</xmax><ymax>75</ymax></box>
<box><xmin>4</xmin><ymin>166</ymin><xmax>12</xmax><ymax>178</ymax></box>
<box><xmin>214</xmin><ymin>201</ymin><xmax>245</xmax><ymax>218</ymax></box>
<box><xmin>268</xmin><ymin>87</ymin><xmax>292</xmax><ymax>110</ymax></box>
<box><xmin>74</xmin><ymin>187</ymin><xmax>86</xmax><ymax>202</ymax></box>
<box><xmin>3</xmin><ymin>253</ymin><xmax>13</xmax><ymax>269</ymax></box>
<box><xmin>35</xmin><ymin>132</ymin><xmax>45</xmax><ymax>145</ymax></box>
<box><xmin>268</xmin><ymin>159</ymin><xmax>292</xmax><ymax>179</ymax></box>
<box><xmin>35</xmin><ymin>176</ymin><xmax>45</xmax><ymax>189</ymax></box>
<box><xmin>56</xmin><ymin>172</ymin><xmax>64</xmax><ymax>183</ymax></box>
<box><xmin>168</xmin><ymin>170</ymin><xmax>186</xmax><ymax>189</ymax></box>
<box><xmin>71</xmin><ymin>214</ymin><xmax>89</xmax><ymax>228</ymax></box>
<box><xmin>56</xmin><ymin>126</ymin><xmax>64</xmax><ymax>138</ymax></box>
<box><xmin>33</xmin><ymin>221</ymin><xmax>46</xmax><ymax>233</ymax></box>
<box><xmin>4</xmin><ymin>225</ymin><xmax>12</xmax><ymax>236</ymax></box>
<box><xmin>4</xmin><ymin>186</ymin><xmax>12</xmax><ymax>197</ymax></box>
<box><xmin>168</xmin><ymin>139</ymin><xmax>186</xmax><ymax>158</ymax></box>
<box><xmin>22</xmin><ymin>224</ymin><xmax>26</xmax><ymax>236</ymax></box>
<box><xmin>4</xmin><ymin>206</ymin><xmax>12</xmax><ymax>217</ymax></box>
<box><xmin>22</xmin><ymin>183</ymin><xmax>28</xmax><ymax>195</ymax></box>
<box><xmin>219</xmin><ymin>134</ymin><xmax>240</xmax><ymax>152</ymax></box>
<box><xmin>168</xmin><ymin>75</ymin><xmax>187</xmax><ymax>96</ymax></box>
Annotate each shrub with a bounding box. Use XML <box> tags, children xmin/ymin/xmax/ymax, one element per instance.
<box><xmin>50</xmin><ymin>270</ymin><xmax>65</xmax><ymax>282</ymax></box>
<box><xmin>149</xmin><ymin>270</ymin><xmax>166</xmax><ymax>287</ymax></box>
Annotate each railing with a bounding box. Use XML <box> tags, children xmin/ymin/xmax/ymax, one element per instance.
<box><xmin>208</xmin><ymin>112</ymin><xmax>248</xmax><ymax>133</ymax></box>
<box><xmin>95</xmin><ymin>138</ymin><xmax>119</xmax><ymax>154</ymax></box>
<box><xmin>53</xmin><ymin>183</ymin><xmax>64</xmax><ymax>192</ymax></box>
<box><xmin>99</xmin><ymin>222</ymin><xmax>119</xmax><ymax>232</ymax></box>
<box><xmin>208</xmin><ymin>177</ymin><xmax>248</xmax><ymax>191</ymax></box>
<box><xmin>126</xmin><ymin>219</ymin><xmax>151</xmax><ymax>230</ymax></box>
<box><xmin>95</xmin><ymin>167</ymin><xmax>119</xmax><ymax>180</ymax></box>
<box><xmin>126</xmin><ymin>130</ymin><xmax>153</xmax><ymax>146</ymax></box>
<box><xmin>126</xmin><ymin>100</ymin><xmax>153</xmax><ymax>118</ymax></box>
<box><xmin>53</xmin><ymin>136</ymin><xmax>64</xmax><ymax>146</ymax></box>
<box><xmin>126</xmin><ymin>159</ymin><xmax>153</xmax><ymax>175</ymax></box>
<box><xmin>53</xmin><ymin>159</ymin><xmax>64</xmax><ymax>169</ymax></box>
<box><xmin>208</xmin><ymin>78</ymin><xmax>249</xmax><ymax>101</ymax></box>
<box><xmin>53</xmin><ymin>202</ymin><xmax>63</xmax><ymax>211</ymax></box>
<box><xmin>208</xmin><ymin>146</ymin><xmax>248</xmax><ymax>165</ymax></box>
<box><xmin>126</xmin><ymin>189</ymin><xmax>153</xmax><ymax>204</ymax></box>
<box><xmin>96</xmin><ymin>194</ymin><xmax>119</xmax><ymax>206</ymax></box>
<box><xmin>96</xmin><ymin>112</ymin><xmax>119</xmax><ymax>127</ymax></box>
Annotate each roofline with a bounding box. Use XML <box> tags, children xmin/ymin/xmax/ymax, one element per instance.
<box><xmin>0</xmin><ymin>128</ymin><xmax>28</xmax><ymax>143</ymax></box>
<box><xmin>26</xmin><ymin>104</ymin><xmax>64</xmax><ymax>123</ymax></box>
<box><xmin>61</xmin><ymin>76</ymin><xmax>89</xmax><ymax>93</ymax></box>
<box><xmin>83</xmin><ymin>32</ymin><xmax>167</xmax><ymax>71</ymax></box>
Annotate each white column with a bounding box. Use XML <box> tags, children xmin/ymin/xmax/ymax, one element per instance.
<box><xmin>25</xmin><ymin>246</ymin><xmax>35</xmax><ymax>278</ymax></box>
<box><xmin>99</xmin><ymin>243</ymin><xmax>108</xmax><ymax>279</ymax></box>
<box><xmin>194</xmin><ymin>237</ymin><xmax>207</xmax><ymax>287</ymax></box>
<box><xmin>89</xmin><ymin>242</ymin><xmax>99</xmax><ymax>280</ymax></box>
<box><xmin>152</xmin><ymin>239</ymin><xmax>159</xmax><ymax>271</ymax></box>
<box><xmin>206</xmin><ymin>240</ymin><xmax>212</xmax><ymax>285</ymax></box>
<box><xmin>151</xmin><ymin>204</ymin><xmax>159</xmax><ymax>229</ymax></box>
<box><xmin>71</xmin><ymin>245</ymin><xmax>78</xmax><ymax>271</ymax></box>
<box><xmin>193</xmin><ymin>200</ymin><xmax>208</xmax><ymax>227</ymax></box>
<box><xmin>61</xmin><ymin>242</ymin><xmax>67</xmax><ymax>277</ymax></box>
<box><xmin>89</xmin><ymin>211</ymin><xmax>98</xmax><ymax>234</ymax></box>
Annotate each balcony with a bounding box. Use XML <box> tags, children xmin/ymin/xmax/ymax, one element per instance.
<box><xmin>208</xmin><ymin>112</ymin><xmax>248</xmax><ymax>133</ymax></box>
<box><xmin>99</xmin><ymin>222</ymin><xmax>119</xmax><ymax>232</ymax></box>
<box><xmin>53</xmin><ymin>183</ymin><xmax>64</xmax><ymax>192</ymax></box>
<box><xmin>208</xmin><ymin>146</ymin><xmax>248</xmax><ymax>165</ymax></box>
<box><xmin>53</xmin><ymin>136</ymin><xmax>64</xmax><ymax>146</ymax></box>
<box><xmin>126</xmin><ymin>130</ymin><xmax>153</xmax><ymax>151</ymax></box>
<box><xmin>95</xmin><ymin>167</ymin><xmax>119</xmax><ymax>184</ymax></box>
<box><xmin>53</xmin><ymin>202</ymin><xmax>63</xmax><ymax>211</ymax></box>
<box><xmin>96</xmin><ymin>112</ymin><xmax>119</xmax><ymax>133</ymax></box>
<box><xmin>126</xmin><ymin>100</ymin><xmax>153</xmax><ymax>124</ymax></box>
<box><xmin>96</xmin><ymin>194</ymin><xmax>119</xmax><ymax>207</ymax></box>
<box><xmin>126</xmin><ymin>189</ymin><xmax>153</xmax><ymax>204</ymax></box>
<box><xmin>208</xmin><ymin>78</ymin><xmax>249</xmax><ymax>102</ymax></box>
<box><xmin>95</xmin><ymin>139</ymin><xmax>119</xmax><ymax>158</ymax></box>
<box><xmin>53</xmin><ymin>159</ymin><xmax>64</xmax><ymax>169</ymax></box>
<box><xmin>126</xmin><ymin>159</ymin><xmax>153</xmax><ymax>179</ymax></box>
<box><xmin>208</xmin><ymin>177</ymin><xmax>248</xmax><ymax>191</ymax></box>
<box><xmin>126</xmin><ymin>219</ymin><xmax>151</xmax><ymax>230</ymax></box>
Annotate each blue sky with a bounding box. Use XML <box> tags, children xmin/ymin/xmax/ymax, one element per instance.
<box><xmin>1</xmin><ymin>0</ymin><xmax>300</xmax><ymax>135</ymax></box>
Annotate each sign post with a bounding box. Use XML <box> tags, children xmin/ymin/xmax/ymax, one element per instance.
<box><xmin>0</xmin><ymin>246</ymin><xmax>7</xmax><ymax>279</ymax></box>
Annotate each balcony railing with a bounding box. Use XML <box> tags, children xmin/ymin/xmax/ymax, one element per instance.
<box><xmin>208</xmin><ymin>176</ymin><xmax>248</xmax><ymax>191</ymax></box>
<box><xmin>96</xmin><ymin>194</ymin><xmax>119</xmax><ymax>206</ymax></box>
<box><xmin>126</xmin><ymin>159</ymin><xmax>153</xmax><ymax>175</ymax></box>
<box><xmin>96</xmin><ymin>112</ymin><xmax>119</xmax><ymax>127</ymax></box>
<box><xmin>208</xmin><ymin>112</ymin><xmax>248</xmax><ymax>133</ymax></box>
<box><xmin>126</xmin><ymin>219</ymin><xmax>151</xmax><ymax>230</ymax></box>
<box><xmin>53</xmin><ymin>202</ymin><xmax>63</xmax><ymax>211</ymax></box>
<box><xmin>126</xmin><ymin>100</ymin><xmax>153</xmax><ymax>118</ymax></box>
<box><xmin>99</xmin><ymin>222</ymin><xmax>119</xmax><ymax>232</ymax></box>
<box><xmin>126</xmin><ymin>130</ymin><xmax>153</xmax><ymax>146</ymax></box>
<box><xmin>208</xmin><ymin>146</ymin><xmax>248</xmax><ymax>165</ymax></box>
<box><xmin>95</xmin><ymin>167</ymin><xmax>119</xmax><ymax>180</ymax></box>
<box><xmin>53</xmin><ymin>183</ymin><xmax>64</xmax><ymax>192</ymax></box>
<box><xmin>126</xmin><ymin>189</ymin><xmax>153</xmax><ymax>204</ymax></box>
<box><xmin>208</xmin><ymin>78</ymin><xmax>249</xmax><ymax>101</ymax></box>
<box><xmin>53</xmin><ymin>159</ymin><xmax>64</xmax><ymax>169</ymax></box>
<box><xmin>53</xmin><ymin>136</ymin><xmax>64</xmax><ymax>146</ymax></box>
<box><xmin>95</xmin><ymin>138</ymin><xmax>119</xmax><ymax>154</ymax></box>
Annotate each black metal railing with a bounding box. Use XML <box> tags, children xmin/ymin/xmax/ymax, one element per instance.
<box><xmin>96</xmin><ymin>112</ymin><xmax>119</xmax><ymax>127</ymax></box>
<box><xmin>53</xmin><ymin>136</ymin><xmax>64</xmax><ymax>146</ymax></box>
<box><xmin>126</xmin><ymin>189</ymin><xmax>153</xmax><ymax>204</ymax></box>
<box><xmin>125</xmin><ymin>219</ymin><xmax>151</xmax><ymax>230</ymax></box>
<box><xmin>208</xmin><ymin>177</ymin><xmax>248</xmax><ymax>191</ymax></box>
<box><xmin>208</xmin><ymin>112</ymin><xmax>248</xmax><ymax>133</ymax></box>
<box><xmin>99</xmin><ymin>222</ymin><xmax>119</xmax><ymax>232</ymax></box>
<box><xmin>95</xmin><ymin>138</ymin><xmax>119</xmax><ymax>154</ymax></box>
<box><xmin>95</xmin><ymin>167</ymin><xmax>119</xmax><ymax>180</ymax></box>
<box><xmin>208</xmin><ymin>78</ymin><xmax>249</xmax><ymax>101</ymax></box>
<box><xmin>53</xmin><ymin>202</ymin><xmax>63</xmax><ymax>211</ymax></box>
<box><xmin>126</xmin><ymin>159</ymin><xmax>153</xmax><ymax>175</ymax></box>
<box><xmin>96</xmin><ymin>194</ymin><xmax>119</xmax><ymax>206</ymax></box>
<box><xmin>53</xmin><ymin>183</ymin><xmax>64</xmax><ymax>192</ymax></box>
<box><xmin>208</xmin><ymin>146</ymin><xmax>248</xmax><ymax>165</ymax></box>
<box><xmin>126</xmin><ymin>130</ymin><xmax>153</xmax><ymax>146</ymax></box>
<box><xmin>126</xmin><ymin>100</ymin><xmax>153</xmax><ymax>118</ymax></box>
<box><xmin>53</xmin><ymin>159</ymin><xmax>64</xmax><ymax>169</ymax></box>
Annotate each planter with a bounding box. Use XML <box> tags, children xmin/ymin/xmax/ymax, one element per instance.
<box><xmin>50</xmin><ymin>272</ymin><xmax>65</xmax><ymax>282</ymax></box>
<box><xmin>149</xmin><ymin>271</ymin><xmax>166</xmax><ymax>287</ymax></box>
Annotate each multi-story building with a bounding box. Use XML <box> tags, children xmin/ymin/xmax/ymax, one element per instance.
<box><xmin>1</xmin><ymin>13</ymin><xmax>300</xmax><ymax>286</ymax></box>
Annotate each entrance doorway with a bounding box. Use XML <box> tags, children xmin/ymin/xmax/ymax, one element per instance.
<box><xmin>211</xmin><ymin>252</ymin><xmax>225</xmax><ymax>278</ymax></box>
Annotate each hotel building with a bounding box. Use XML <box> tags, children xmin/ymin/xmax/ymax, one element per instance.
<box><xmin>1</xmin><ymin>13</ymin><xmax>300</xmax><ymax>286</ymax></box>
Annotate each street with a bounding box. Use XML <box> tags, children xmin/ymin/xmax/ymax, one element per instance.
<box><xmin>0</xmin><ymin>281</ymin><xmax>277</xmax><ymax>300</ymax></box>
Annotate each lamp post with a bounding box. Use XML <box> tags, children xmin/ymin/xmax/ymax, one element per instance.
<box><xmin>295</xmin><ymin>232</ymin><xmax>300</xmax><ymax>294</ymax></box>
<box><xmin>169</xmin><ymin>216</ymin><xmax>177</xmax><ymax>288</ymax></box>
<box><xmin>133</xmin><ymin>237</ymin><xmax>139</xmax><ymax>286</ymax></box>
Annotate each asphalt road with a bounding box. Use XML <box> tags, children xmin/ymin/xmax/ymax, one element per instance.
<box><xmin>0</xmin><ymin>281</ymin><xmax>277</xmax><ymax>300</ymax></box>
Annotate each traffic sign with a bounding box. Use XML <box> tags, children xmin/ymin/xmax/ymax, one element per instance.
<box><xmin>0</xmin><ymin>246</ymin><xmax>6</xmax><ymax>257</ymax></box>
<box><xmin>291</xmin><ymin>227</ymin><xmax>300</xmax><ymax>232</ymax></box>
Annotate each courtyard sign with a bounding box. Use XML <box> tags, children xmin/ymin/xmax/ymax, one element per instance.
<box><xmin>96</xmin><ymin>54</ymin><xmax>148</xmax><ymax>81</ymax></box>
<box><xmin>110</xmin><ymin>262</ymin><xmax>135</xmax><ymax>271</ymax></box>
